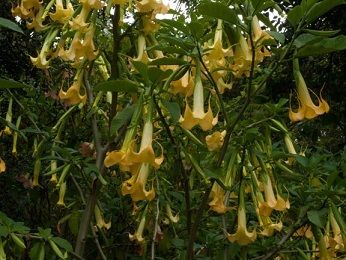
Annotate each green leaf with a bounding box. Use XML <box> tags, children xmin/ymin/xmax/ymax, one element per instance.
<box><xmin>307</xmin><ymin>209</ymin><xmax>327</xmax><ymax>228</ymax></box>
<box><xmin>305</xmin><ymin>0</ymin><xmax>346</xmax><ymax>24</ymax></box>
<box><xmin>68</xmin><ymin>211</ymin><xmax>80</xmax><ymax>236</ymax></box>
<box><xmin>10</xmin><ymin>233</ymin><xmax>26</xmax><ymax>249</ymax></box>
<box><xmin>0</xmin><ymin>78</ymin><xmax>30</xmax><ymax>90</ymax></box>
<box><xmin>160</xmin><ymin>19</ymin><xmax>188</xmax><ymax>34</ymax></box>
<box><xmin>198</xmin><ymin>2</ymin><xmax>239</xmax><ymax>25</ymax></box>
<box><xmin>188</xmin><ymin>21</ymin><xmax>204</xmax><ymax>39</ymax></box>
<box><xmin>131</xmin><ymin>61</ymin><xmax>149</xmax><ymax>83</ymax></box>
<box><xmin>268</xmin><ymin>31</ymin><xmax>285</xmax><ymax>44</ymax></box>
<box><xmin>148</xmin><ymin>67</ymin><xmax>172</xmax><ymax>83</ymax></box>
<box><xmin>158</xmin><ymin>35</ymin><xmax>194</xmax><ymax>52</ymax></box>
<box><xmin>302</xmin><ymin>29</ymin><xmax>340</xmax><ymax>37</ymax></box>
<box><xmin>51</xmin><ymin>237</ymin><xmax>72</xmax><ymax>252</ymax></box>
<box><xmin>150</xmin><ymin>57</ymin><xmax>188</xmax><ymax>66</ymax></box>
<box><xmin>110</xmin><ymin>105</ymin><xmax>135</xmax><ymax>136</ymax></box>
<box><xmin>162</xmin><ymin>101</ymin><xmax>181</xmax><ymax>123</ymax></box>
<box><xmin>0</xmin><ymin>17</ymin><xmax>24</xmax><ymax>34</ymax></box>
<box><xmin>287</xmin><ymin>5</ymin><xmax>303</xmax><ymax>27</ymax></box>
<box><xmin>294</xmin><ymin>33</ymin><xmax>324</xmax><ymax>48</ymax></box>
<box><xmin>29</xmin><ymin>242</ymin><xmax>44</xmax><ymax>260</ymax></box>
<box><xmin>94</xmin><ymin>79</ymin><xmax>139</xmax><ymax>92</ymax></box>
<box><xmin>296</xmin><ymin>35</ymin><xmax>346</xmax><ymax>57</ymax></box>
<box><xmin>38</xmin><ymin>228</ymin><xmax>52</xmax><ymax>240</ymax></box>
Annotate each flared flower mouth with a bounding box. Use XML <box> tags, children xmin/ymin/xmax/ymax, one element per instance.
<box><xmin>259</xmin><ymin>216</ymin><xmax>283</xmax><ymax>237</ymax></box>
<box><xmin>170</xmin><ymin>69</ymin><xmax>194</xmax><ymax>97</ymax></box>
<box><xmin>129</xmin><ymin>210</ymin><xmax>147</xmax><ymax>244</ymax></box>
<box><xmin>121</xmin><ymin>163</ymin><xmax>155</xmax><ymax>201</ymax></box>
<box><xmin>206</xmin><ymin>130</ymin><xmax>226</xmax><ymax>151</ymax></box>
<box><xmin>209</xmin><ymin>182</ymin><xmax>228</xmax><ymax>214</ymax></box>
<box><xmin>59</xmin><ymin>71</ymin><xmax>87</xmax><ymax>106</ymax></box>
<box><xmin>49</xmin><ymin>0</ymin><xmax>74</xmax><ymax>23</ymax></box>
<box><xmin>227</xmin><ymin>207</ymin><xmax>257</xmax><ymax>245</ymax></box>
<box><xmin>95</xmin><ymin>205</ymin><xmax>111</xmax><ymax>230</ymax></box>
<box><xmin>289</xmin><ymin>61</ymin><xmax>330</xmax><ymax>122</ymax></box>
<box><xmin>179</xmin><ymin>61</ymin><xmax>218</xmax><ymax>131</ymax></box>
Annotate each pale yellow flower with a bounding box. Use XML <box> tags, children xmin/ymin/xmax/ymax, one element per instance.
<box><xmin>57</xmin><ymin>182</ymin><xmax>67</xmax><ymax>206</ymax></box>
<box><xmin>80</xmin><ymin>0</ymin><xmax>103</xmax><ymax>9</ymax></box>
<box><xmin>59</xmin><ymin>71</ymin><xmax>87</xmax><ymax>106</ymax></box>
<box><xmin>26</xmin><ymin>6</ymin><xmax>46</xmax><ymax>31</ymax></box>
<box><xmin>289</xmin><ymin>64</ymin><xmax>330</xmax><ymax>122</ymax></box>
<box><xmin>180</xmin><ymin>62</ymin><xmax>218</xmax><ymax>131</ymax></box>
<box><xmin>94</xmin><ymin>205</ymin><xmax>111</xmax><ymax>230</ymax></box>
<box><xmin>209</xmin><ymin>182</ymin><xmax>228</xmax><ymax>214</ymax></box>
<box><xmin>166</xmin><ymin>204</ymin><xmax>179</xmax><ymax>223</ymax></box>
<box><xmin>129</xmin><ymin>210</ymin><xmax>147</xmax><ymax>244</ymax></box>
<box><xmin>170</xmin><ymin>69</ymin><xmax>194</xmax><ymax>96</ymax></box>
<box><xmin>205</xmin><ymin>130</ymin><xmax>226</xmax><ymax>151</ymax></box>
<box><xmin>69</xmin><ymin>5</ymin><xmax>91</xmax><ymax>32</ymax></box>
<box><xmin>136</xmin><ymin>0</ymin><xmax>168</xmax><ymax>14</ymax></box>
<box><xmin>258</xmin><ymin>215</ymin><xmax>283</xmax><ymax>236</ymax></box>
<box><xmin>49</xmin><ymin>0</ymin><xmax>74</xmax><ymax>23</ymax></box>
<box><xmin>121</xmin><ymin>163</ymin><xmax>155</xmax><ymax>201</ymax></box>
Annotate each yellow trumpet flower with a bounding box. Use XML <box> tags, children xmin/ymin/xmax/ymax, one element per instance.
<box><xmin>121</xmin><ymin>163</ymin><xmax>155</xmax><ymax>201</ymax></box>
<box><xmin>0</xmin><ymin>158</ymin><xmax>5</xmax><ymax>173</ymax></box>
<box><xmin>209</xmin><ymin>182</ymin><xmax>228</xmax><ymax>214</ymax></box>
<box><xmin>133</xmin><ymin>35</ymin><xmax>150</xmax><ymax>64</ymax></box>
<box><xmin>204</xmin><ymin>20</ymin><xmax>233</xmax><ymax>93</ymax></box>
<box><xmin>136</xmin><ymin>0</ymin><xmax>168</xmax><ymax>14</ymax></box>
<box><xmin>205</xmin><ymin>130</ymin><xmax>226</xmax><ymax>151</ymax></box>
<box><xmin>258</xmin><ymin>215</ymin><xmax>283</xmax><ymax>237</ymax></box>
<box><xmin>129</xmin><ymin>209</ymin><xmax>147</xmax><ymax>244</ymax></box>
<box><xmin>57</xmin><ymin>182</ymin><xmax>67</xmax><ymax>206</ymax></box>
<box><xmin>59</xmin><ymin>71</ymin><xmax>87</xmax><ymax>106</ymax></box>
<box><xmin>26</xmin><ymin>6</ymin><xmax>46</xmax><ymax>32</ymax></box>
<box><xmin>69</xmin><ymin>5</ymin><xmax>91</xmax><ymax>32</ymax></box>
<box><xmin>80</xmin><ymin>0</ymin><xmax>103</xmax><ymax>9</ymax></box>
<box><xmin>251</xmin><ymin>16</ymin><xmax>273</xmax><ymax>44</ymax></box>
<box><xmin>49</xmin><ymin>0</ymin><xmax>74</xmax><ymax>23</ymax></box>
<box><xmin>129</xmin><ymin>120</ymin><xmax>164</xmax><ymax>169</ymax></box>
<box><xmin>94</xmin><ymin>205</ymin><xmax>111</xmax><ymax>230</ymax></box>
<box><xmin>166</xmin><ymin>204</ymin><xmax>179</xmax><ymax>223</ymax></box>
<box><xmin>170</xmin><ymin>69</ymin><xmax>194</xmax><ymax>96</ymax></box>
<box><xmin>180</xmin><ymin>61</ymin><xmax>218</xmax><ymax>131</ymax></box>
<box><xmin>227</xmin><ymin>184</ymin><xmax>257</xmax><ymax>245</ymax></box>
<box><xmin>289</xmin><ymin>59</ymin><xmax>330</xmax><ymax>122</ymax></box>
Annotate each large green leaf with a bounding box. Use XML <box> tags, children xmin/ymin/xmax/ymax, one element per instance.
<box><xmin>197</xmin><ymin>2</ymin><xmax>239</xmax><ymax>25</ymax></box>
<box><xmin>0</xmin><ymin>78</ymin><xmax>30</xmax><ymax>90</ymax></box>
<box><xmin>305</xmin><ymin>0</ymin><xmax>346</xmax><ymax>24</ymax></box>
<box><xmin>0</xmin><ymin>17</ymin><xmax>23</xmax><ymax>34</ymax></box>
<box><xmin>287</xmin><ymin>5</ymin><xmax>303</xmax><ymax>27</ymax></box>
<box><xmin>110</xmin><ymin>104</ymin><xmax>135</xmax><ymax>136</ymax></box>
<box><xmin>94</xmin><ymin>79</ymin><xmax>139</xmax><ymax>92</ymax></box>
<box><xmin>296</xmin><ymin>35</ymin><xmax>346</xmax><ymax>57</ymax></box>
<box><xmin>160</xmin><ymin>19</ymin><xmax>188</xmax><ymax>34</ymax></box>
<box><xmin>150</xmin><ymin>57</ymin><xmax>188</xmax><ymax>66</ymax></box>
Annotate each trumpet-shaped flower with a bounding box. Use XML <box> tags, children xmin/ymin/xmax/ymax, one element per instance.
<box><xmin>49</xmin><ymin>0</ymin><xmax>74</xmax><ymax>23</ymax></box>
<box><xmin>69</xmin><ymin>5</ymin><xmax>91</xmax><ymax>32</ymax></box>
<box><xmin>59</xmin><ymin>71</ymin><xmax>87</xmax><ymax>106</ymax></box>
<box><xmin>170</xmin><ymin>69</ymin><xmax>194</xmax><ymax>96</ymax></box>
<box><xmin>209</xmin><ymin>182</ymin><xmax>228</xmax><ymax>214</ymax></box>
<box><xmin>22</xmin><ymin>0</ymin><xmax>42</xmax><ymax>10</ymax></box>
<box><xmin>227</xmin><ymin>184</ymin><xmax>257</xmax><ymax>245</ymax></box>
<box><xmin>203</xmin><ymin>20</ymin><xmax>233</xmax><ymax>93</ymax></box>
<box><xmin>82</xmin><ymin>26</ymin><xmax>99</xmax><ymax>61</ymax></box>
<box><xmin>129</xmin><ymin>210</ymin><xmax>147</xmax><ymax>244</ymax></box>
<box><xmin>206</xmin><ymin>130</ymin><xmax>226</xmax><ymax>151</ymax></box>
<box><xmin>12</xmin><ymin>3</ymin><xmax>35</xmax><ymax>19</ymax></box>
<box><xmin>30</xmin><ymin>29</ymin><xmax>58</xmax><ymax>68</ymax></box>
<box><xmin>166</xmin><ymin>204</ymin><xmax>179</xmax><ymax>223</ymax></box>
<box><xmin>57</xmin><ymin>182</ymin><xmax>67</xmax><ymax>206</ymax></box>
<box><xmin>129</xmin><ymin>120</ymin><xmax>164</xmax><ymax>169</ymax></box>
<box><xmin>0</xmin><ymin>157</ymin><xmax>5</xmax><ymax>173</ymax></box>
<box><xmin>231</xmin><ymin>34</ymin><xmax>253</xmax><ymax>78</ymax></box>
<box><xmin>26</xmin><ymin>6</ymin><xmax>46</xmax><ymax>31</ymax></box>
<box><xmin>251</xmin><ymin>16</ymin><xmax>273</xmax><ymax>45</ymax></box>
<box><xmin>258</xmin><ymin>215</ymin><xmax>283</xmax><ymax>236</ymax></box>
<box><xmin>289</xmin><ymin>63</ymin><xmax>330</xmax><ymax>122</ymax></box>
<box><xmin>136</xmin><ymin>0</ymin><xmax>169</xmax><ymax>14</ymax></box>
<box><xmin>121</xmin><ymin>163</ymin><xmax>155</xmax><ymax>201</ymax></box>
<box><xmin>259</xmin><ymin>175</ymin><xmax>290</xmax><ymax>214</ymax></box>
<box><xmin>180</xmin><ymin>62</ymin><xmax>218</xmax><ymax>131</ymax></box>
<box><xmin>132</xmin><ymin>35</ymin><xmax>150</xmax><ymax>64</ymax></box>
<box><xmin>94</xmin><ymin>205</ymin><xmax>111</xmax><ymax>230</ymax></box>
<box><xmin>329</xmin><ymin>212</ymin><xmax>345</xmax><ymax>251</ymax></box>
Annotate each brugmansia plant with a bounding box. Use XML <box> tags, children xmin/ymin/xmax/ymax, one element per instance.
<box><xmin>0</xmin><ymin>0</ymin><xmax>346</xmax><ymax>259</ymax></box>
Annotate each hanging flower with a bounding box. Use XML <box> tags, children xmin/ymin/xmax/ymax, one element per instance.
<box><xmin>231</xmin><ymin>33</ymin><xmax>252</xmax><ymax>78</ymax></box>
<box><xmin>166</xmin><ymin>204</ymin><xmax>179</xmax><ymax>223</ymax></box>
<box><xmin>136</xmin><ymin>0</ymin><xmax>168</xmax><ymax>14</ymax></box>
<box><xmin>206</xmin><ymin>130</ymin><xmax>226</xmax><ymax>151</ymax></box>
<box><xmin>289</xmin><ymin>59</ymin><xmax>330</xmax><ymax>122</ymax></box>
<box><xmin>170</xmin><ymin>69</ymin><xmax>194</xmax><ymax>96</ymax></box>
<box><xmin>129</xmin><ymin>209</ymin><xmax>147</xmax><ymax>244</ymax></box>
<box><xmin>59</xmin><ymin>70</ymin><xmax>87</xmax><ymax>106</ymax></box>
<box><xmin>49</xmin><ymin>0</ymin><xmax>74</xmax><ymax>23</ymax></box>
<box><xmin>0</xmin><ymin>157</ymin><xmax>5</xmax><ymax>173</ymax></box>
<box><xmin>203</xmin><ymin>19</ymin><xmax>233</xmax><ymax>93</ymax></box>
<box><xmin>132</xmin><ymin>35</ymin><xmax>150</xmax><ymax>64</ymax></box>
<box><xmin>94</xmin><ymin>205</ymin><xmax>111</xmax><ymax>230</ymax></box>
<box><xmin>251</xmin><ymin>16</ymin><xmax>273</xmax><ymax>44</ymax></box>
<box><xmin>258</xmin><ymin>215</ymin><xmax>283</xmax><ymax>236</ymax></box>
<box><xmin>57</xmin><ymin>182</ymin><xmax>67</xmax><ymax>206</ymax></box>
<box><xmin>121</xmin><ymin>163</ymin><xmax>155</xmax><ymax>201</ymax></box>
<box><xmin>180</xmin><ymin>61</ymin><xmax>218</xmax><ymax>131</ymax></box>
<box><xmin>69</xmin><ymin>5</ymin><xmax>91</xmax><ymax>32</ymax></box>
<box><xmin>209</xmin><ymin>182</ymin><xmax>228</xmax><ymax>214</ymax></box>
<box><xmin>128</xmin><ymin>120</ymin><xmax>164</xmax><ymax>169</ymax></box>
<box><xmin>226</xmin><ymin>183</ymin><xmax>257</xmax><ymax>245</ymax></box>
